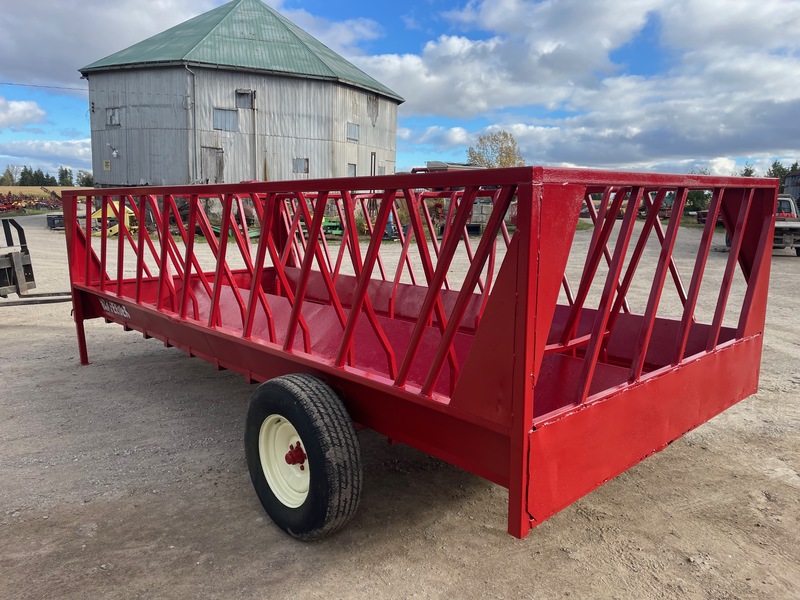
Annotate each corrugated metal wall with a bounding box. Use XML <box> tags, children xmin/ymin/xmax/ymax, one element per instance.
<box><xmin>87</xmin><ymin>66</ymin><xmax>399</xmax><ymax>187</ymax></box>
<box><xmin>88</xmin><ymin>69</ymin><xmax>190</xmax><ymax>186</ymax></box>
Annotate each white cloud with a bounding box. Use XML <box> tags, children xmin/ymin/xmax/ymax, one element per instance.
<box><xmin>356</xmin><ymin>34</ymin><xmax>581</xmax><ymax>117</ymax></box>
<box><xmin>0</xmin><ymin>139</ymin><xmax>92</xmax><ymax>173</ymax></box>
<box><xmin>708</xmin><ymin>157</ymin><xmax>737</xmax><ymax>175</ymax></box>
<box><xmin>0</xmin><ymin>0</ymin><xmax>385</xmax><ymax>88</ymax></box>
<box><xmin>417</xmin><ymin>126</ymin><xmax>471</xmax><ymax>146</ymax></box>
<box><xmin>355</xmin><ymin>0</ymin><xmax>667</xmax><ymax>118</ymax></box>
<box><xmin>659</xmin><ymin>0</ymin><xmax>800</xmax><ymax>53</ymax></box>
<box><xmin>0</xmin><ymin>0</ymin><xmax>217</xmax><ymax>87</ymax></box>
<box><xmin>273</xmin><ymin>8</ymin><xmax>383</xmax><ymax>56</ymax></box>
<box><xmin>0</xmin><ymin>97</ymin><xmax>47</xmax><ymax>130</ymax></box>
<box><xmin>401</xmin><ymin>13</ymin><xmax>422</xmax><ymax>31</ymax></box>
<box><xmin>356</xmin><ymin>0</ymin><xmax>800</xmax><ymax>168</ymax></box>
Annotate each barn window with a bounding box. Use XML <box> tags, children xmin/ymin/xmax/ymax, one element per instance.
<box><xmin>213</xmin><ymin>108</ymin><xmax>239</xmax><ymax>132</ymax></box>
<box><xmin>378</xmin><ymin>165</ymin><xmax>386</xmax><ymax>175</ymax></box>
<box><xmin>346</xmin><ymin>122</ymin><xmax>360</xmax><ymax>142</ymax></box>
<box><xmin>235</xmin><ymin>90</ymin><xmax>254</xmax><ymax>109</ymax></box>
<box><xmin>106</xmin><ymin>107</ymin><xmax>121</xmax><ymax>127</ymax></box>
<box><xmin>347</xmin><ymin>163</ymin><xmax>357</xmax><ymax>177</ymax></box>
<box><xmin>292</xmin><ymin>158</ymin><xmax>309</xmax><ymax>174</ymax></box>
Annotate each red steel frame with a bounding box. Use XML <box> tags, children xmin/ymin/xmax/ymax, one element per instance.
<box><xmin>63</xmin><ymin>167</ymin><xmax>778</xmax><ymax>538</ymax></box>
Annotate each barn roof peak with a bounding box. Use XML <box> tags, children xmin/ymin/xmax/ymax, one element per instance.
<box><xmin>79</xmin><ymin>0</ymin><xmax>403</xmax><ymax>103</ymax></box>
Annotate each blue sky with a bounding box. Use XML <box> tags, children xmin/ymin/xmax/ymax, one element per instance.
<box><xmin>1</xmin><ymin>0</ymin><xmax>800</xmax><ymax>179</ymax></box>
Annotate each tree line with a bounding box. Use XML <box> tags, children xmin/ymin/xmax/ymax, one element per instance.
<box><xmin>0</xmin><ymin>165</ymin><xmax>93</xmax><ymax>187</ymax></box>
<box><xmin>687</xmin><ymin>160</ymin><xmax>800</xmax><ymax>210</ymax></box>
<box><xmin>737</xmin><ymin>160</ymin><xmax>800</xmax><ymax>193</ymax></box>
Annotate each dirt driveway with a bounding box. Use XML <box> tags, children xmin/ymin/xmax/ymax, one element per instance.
<box><xmin>1</xmin><ymin>214</ymin><xmax>798</xmax><ymax>599</ymax></box>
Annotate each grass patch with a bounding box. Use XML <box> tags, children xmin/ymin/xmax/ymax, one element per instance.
<box><xmin>680</xmin><ymin>216</ymin><xmax>705</xmax><ymax>228</ymax></box>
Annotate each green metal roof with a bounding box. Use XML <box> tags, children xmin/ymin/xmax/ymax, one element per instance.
<box><xmin>80</xmin><ymin>0</ymin><xmax>403</xmax><ymax>103</ymax></box>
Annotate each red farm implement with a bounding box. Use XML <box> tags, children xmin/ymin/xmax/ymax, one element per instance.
<box><xmin>63</xmin><ymin>167</ymin><xmax>778</xmax><ymax>540</ymax></box>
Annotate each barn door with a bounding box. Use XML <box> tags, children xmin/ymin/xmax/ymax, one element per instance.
<box><xmin>201</xmin><ymin>147</ymin><xmax>224</xmax><ymax>183</ymax></box>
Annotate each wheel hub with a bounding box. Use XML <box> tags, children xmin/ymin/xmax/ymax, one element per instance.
<box><xmin>285</xmin><ymin>442</ymin><xmax>307</xmax><ymax>470</ymax></box>
<box><xmin>258</xmin><ymin>415</ymin><xmax>310</xmax><ymax>508</ymax></box>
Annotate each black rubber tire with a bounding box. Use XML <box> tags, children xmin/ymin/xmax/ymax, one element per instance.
<box><xmin>725</xmin><ymin>233</ymin><xmax>731</xmax><ymax>248</ymax></box>
<box><xmin>244</xmin><ymin>374</ymin><xmax>362</xmax><ymax>540</ymax></box>
<box><xmin>795</xmin><ymin>247</ymin><xmax>800</xmax><ymax>257</ymax></box>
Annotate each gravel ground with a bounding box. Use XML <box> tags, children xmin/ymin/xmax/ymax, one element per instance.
<box><xmin>1</xmin><ymin>213</ymin><xmax>798</xmax><ymax>599</ymax></box>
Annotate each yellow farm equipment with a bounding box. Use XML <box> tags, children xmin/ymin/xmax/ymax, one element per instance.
<box><xmin>91</xmin><ymin>202</ymin><xmax>137</xmax><ymax>236</ymax></box>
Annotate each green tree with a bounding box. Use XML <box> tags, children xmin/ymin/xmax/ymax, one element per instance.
<box><xmin>18</xmin><ymin>166</ymin><xmax>34</xmax><ymax>186</ymax></box>
<box><xmin>766</xmin><ymin>160</ymin><xmax>788</xmax><ymax>192</ymax></box>
<box><xmin>76</xmin><ymin>170</ymin><xmax>94</xmax><ymax>187</ymax></box>
<box><xmin>466</xmin><ymin>130</ymin><xmax>525</xmax><ymax>168</ymax></box>
<box><xmin>58</xmin><ymin>166</ymin><xmax>74</xmax><ymax>186</ymax></box>
<box><xmin>738</xmin><ymin>163</ymin><xmax>756</xmax><ymax>177</ymax></box>
<box><xmin>686</xmin><ymin>167</ymin><xmax>713</xmax><ymax>211</ymax></box>
<box><xmin>0</xmin><ymin>166</ymin><xmax>15</xmax><ymax>186</ymax></box>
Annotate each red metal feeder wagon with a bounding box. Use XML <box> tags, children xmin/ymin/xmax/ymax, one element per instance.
<box><xmin>63</xmin><ymin>167</ymin><xmax>777</xmax><ymax>539</ymax></box>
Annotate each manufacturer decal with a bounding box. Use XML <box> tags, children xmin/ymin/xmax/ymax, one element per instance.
<box><xmin>99</xmin><ymin>298</ymin><xmax>131</xmax><ymax>319</ymax></box>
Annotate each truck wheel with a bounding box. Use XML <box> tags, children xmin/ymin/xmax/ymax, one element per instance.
<box><xmin>244</xmin><ymin>374</ymin><xmax>362</xmax><ymax>540</ymax></box>
<box><xmin>725</xmin><ymin>233</ymin><xmax>731</xmax><ymax>248</ymax></box>
<box><xmin>796</xmin><ymin>247</ymin><xmax>800</xmax><ymax>257</ymax></box>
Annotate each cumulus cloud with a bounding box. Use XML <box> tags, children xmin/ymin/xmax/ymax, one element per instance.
<box><xmin>354</xmin><ymin>0</ymin><xmax>800</xmax><ymax>169</ymax></box>
<box><xmin>415</xmin><ymin>126</ymin><xmax>471</xmax><ymax>146</ymax></box>
<box><xmin>274</xmin><ymin>7</ymin><xmax>383</xmax><ymax>56</ymax></box>
<box><xmin>0</xmin><ymin>139</ymin><xmax>92</xmax><ymax>172</ymax></box>
<box><xmin>0</xmin><ymin>97</ymin><xmax>47</xmax><ymax>130</ymax></box>
<box><xmin>658</xmin><ymin>0</ymin><xmax>800</xmax><ymax>53</ymax></box>
<box><xmin>355</xmin><ymin>0</ymin><xmax>666</xmax><ymax>117</ymax></box>
<box><xmin>0</xmin><ymin>0</ymin><xmax>384</xmax><ymax>87</ymax></box>
<box><xmin>0</xmin><ymin>0</ymin><xmax>216</xmax><ymax>88</ymax></box>
<box><xmin>708</xmin><ymin>157</ymin><xmax>737</xmax><ymax>175</ymax></box>
<box><xmin>356</xmin><ymin>35</ymin><xmax>575</xmax><ymax>117</ymax></box>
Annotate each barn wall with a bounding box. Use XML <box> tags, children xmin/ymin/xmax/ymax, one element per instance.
<box><xmin>87</xmin><ymin>66</ymin><xmax>400</xmax><ymax>186</ymax></box>
<box><xmin>192</xmin><ymin>68</ymin><xmax>398</xmax><ymax>183</ymax></box>
<box><xmin>87</xmin><ymin>68</ymin><xmax>190</xmax><ymax>186</ymax></box>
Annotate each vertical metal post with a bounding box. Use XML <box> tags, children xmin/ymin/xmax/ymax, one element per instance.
<box><xmin>507</xmin><ymin>176</ymin><xmax>537</xmax><ymax>539</ymax></box>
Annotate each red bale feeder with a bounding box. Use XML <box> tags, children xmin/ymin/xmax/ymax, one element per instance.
<box><xmin>63</xmin><ymin>167</ymin><xmax>778</xmax><ymax>539</ymax></box>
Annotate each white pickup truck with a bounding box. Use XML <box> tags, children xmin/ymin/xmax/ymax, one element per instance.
<box><xmin>727</xmin><ymin>194</ymin><xmax>800</xmax><ymax>256</ymax></box>
<box><xmin>774</xmin><ymin>194</ymin><xmax>800</xmax><ymax>256</ymax></box>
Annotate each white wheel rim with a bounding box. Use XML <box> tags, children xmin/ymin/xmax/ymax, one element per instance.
<box><xmin>258</xmin><ymin>414</ymin><xmax>310</xmax><ymax>508</ymax></box>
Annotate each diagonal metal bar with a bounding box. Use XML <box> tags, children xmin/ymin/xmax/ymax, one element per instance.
<box><xmin>628</xmin><ymin>188</ymin><xmax>688</xmax><ymax>381</ymax></box>
<box><xmin>421</xmin><ymin>185</ymin><xmax>515</xmax><ymax>396</ymax></box>
<box><xmin>576</xmin><ymin>187</ymin><xmax>642</xmax><ymax>403</ymax></box>
<box><xmin>707</xmin><ymin>188</ymin><xmax>754</xmax><ymax>350</ymax></box>
<box><xmin>643</xmin><ymin>190</ymin><xmax>688</xmax><ymax>306</ymax></box>
<box><xmin>334</xmin><ymin>189</ymin><xmax>399</xmax><ymax>376</ymax></box>
<box><xmin>394</xmin><ymin>186</ymin><xmax>478</xmax><ymax>391</ymax></box>
<box><xmin>605</xmin><ymin>189</ymin><xmax>670</xmax><ymax>336</ymax></box>
<box><xmin>560</xmin><ymin>187</ymin><xmax>628</xmax><ymax>345</ymax></box>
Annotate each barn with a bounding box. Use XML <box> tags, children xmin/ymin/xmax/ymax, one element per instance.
<box><xmin>79</xmin><ymin>0</ymin><xmax>404</xmax><ymax>187</ymax></box>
